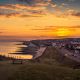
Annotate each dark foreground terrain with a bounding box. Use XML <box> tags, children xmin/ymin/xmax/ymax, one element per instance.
<box><xmin>0</xmin><ymin>47</ymin><xmax>80</xmax><ymax>80</ymax></box>
<box><xmin>0</xmin><ymin>61</ymin><xmax>80</xmax><ymax>80</ymax></box>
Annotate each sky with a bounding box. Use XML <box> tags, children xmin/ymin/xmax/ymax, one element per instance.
<box><xmin>0</xmin><ymin>0</ymin><xmax>80</xmax><ymax>41</ymax></box>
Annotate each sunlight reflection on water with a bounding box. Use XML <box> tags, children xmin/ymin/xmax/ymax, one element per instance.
<box><xmin>0</xmin><ymin>42</ymin><xmax>33</xmax><ymax>59</ymax></box>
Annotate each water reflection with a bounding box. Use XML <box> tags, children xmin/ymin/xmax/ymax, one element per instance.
<box><xmin>0</xmin><ymin>42</ymin><xmax>33</xmax><ymax>59</ymax></box>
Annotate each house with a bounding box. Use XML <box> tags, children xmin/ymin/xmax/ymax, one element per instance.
<box><xmin>39</xmin><ymin>44</ymin><xmax>45</xmax><ymax>47</ymax></box>
<box><xmin>52</xmin><ymin>42</ymin><xmax>56</xmax><ymax>47</ymax></box>
<box><xmin>28</xmin><ymin>42</ymin><xmax>37</xmax><ymax>47</ymax></box>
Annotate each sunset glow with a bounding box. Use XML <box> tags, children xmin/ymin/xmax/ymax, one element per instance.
<box><xmin>56</xmin><ymin>28</ymin><xmax>70</xmax><ymax>37</ymax></box>
<box><xmin>0</xmin><ymin>0</ymin><xmax>80</xmax><ymax>40</ymax></box>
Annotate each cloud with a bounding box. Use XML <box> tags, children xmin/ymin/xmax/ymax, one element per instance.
<box><xmin>0</xmin><ymin>32</ymin><xmax>2</xmax><ymax>33</ymax></box>
<box><xmin>31</xmin><ymin>25</ymin><xmax>80</xmax><ymax>31</ymax></box>
<box><xmin>0</xmin><ymin>31</ymin><xmax>3</xmax><ymax>34</ymax></box>
<box><xmin>66</xmin><ymin>26</ymin><xmax>80</xmax><ymax>28</ymax></box>
<box><xmin>0</xmin><ymin>0</ymin><xmax>65</xmax><ymax>18</ymax></box>
<box><xmin>0</xmin><ymin>5</ymin><xmax>44</xmax><ymax>17</ymax></box>
<box><xmin>0</xmin><ymin>3</ymin><xmax>49</xmax><ymax>17</ymax></box>
<box><xmin>0</xmin><ymin>4</ymin><xmax>46</xmax><ymax>11</ymax></box>
<box><xmin>32</xmin><ymin>28</ymin><xmax>52</xmax><ymax>31</ymax></box>
<box><xmin>0</xmin><ymin>11</ymin><xmax>44</xmax><ymax>18</ymax></box>
<box><xmin>72</xmin><ymin>12</ymin><xmax>80</xmax><ymax>17</ymax></box>
<box><xmin>17</xmin><ymin>0</ymin><xmax>56</xmax><ymax>8</ymax></box>
<box><xmin>64</xmin><ymin>9</ymin><xmax>80</xmax><ymax>17</ymax></box>
<box><xmin>68</xmin><ymin>0</ymin><xmax>75</xmax><ymax>2</ymax></box>
<box><xmin>31</xmin><ymin>26</ymin><xmax>58</xmax><ymax>32</ymax></box>
<box><xmin>18</xmin><ymin>0</ymin><xmax>51</xmax><ymax>5</ymax></box>
<box><xmin>0</xmin><ymin>0</ymin><xmax>79</xmax><ymax>18</ymax></box>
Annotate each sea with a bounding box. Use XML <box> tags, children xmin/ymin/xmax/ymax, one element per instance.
<box><xmin>0</xmin><ymin>41</ymin><xmax>33</xmax><ymax>59</ymax></box>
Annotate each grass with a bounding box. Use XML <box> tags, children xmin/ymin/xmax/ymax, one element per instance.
<box><xmin>0</xmin><ymin>46</ymin><xmax>80</xmax><ymax>80</ymax></box>
<box><xmin>8</xmin><ymin>63</ymin><xmax>80</xmax><ymax>80</ymax></box>
<box><xmin>34</xmin><ymin>46</ymin><xmax>80</xmax><ymax>68</ymax></box>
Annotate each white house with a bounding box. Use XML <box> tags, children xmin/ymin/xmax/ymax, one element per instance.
<box><xmin>52</xmin><ymin>42</ymin><xmax>56</xmax><ymax>47</ymax></box>
<box><xmin>28</xmin><ymin>42</ymin><xmax>37</xmax><ymax>47</ymax></box>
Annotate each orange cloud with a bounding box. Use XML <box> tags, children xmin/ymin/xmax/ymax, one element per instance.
<box><xmin>0</xmin><ymin>4</ymin><xmax>49</xmax><ymax>18</ymax></box>
<box><xmin>0</xmin><ymin>0</ymin><xmax>57</xmax><ymax>18</ymax></box>
<box><xmin>63</xmin><ymin>9</ymin><xmax>80</xmax><ymax>17</ymax></box>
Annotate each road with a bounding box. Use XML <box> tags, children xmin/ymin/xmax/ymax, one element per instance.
<box><xmin>33</xmin><ymin>47</ymin><xmax>46</xmax><ymax>59</ymax></box>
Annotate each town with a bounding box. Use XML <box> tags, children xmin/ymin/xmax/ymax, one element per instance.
<box><xmin>20</xmin><ymin>38</ymin><xmax>80</xmax><ymax>63</ymax></box>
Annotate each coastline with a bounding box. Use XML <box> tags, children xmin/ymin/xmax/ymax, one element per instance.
<box><xmin>0</xmin><ymin>41</ymin><xmax>33</xmax><ymax>60</ymax></box>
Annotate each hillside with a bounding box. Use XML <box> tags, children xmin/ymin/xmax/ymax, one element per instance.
<box><xmin>0</xmin><ymin>47</ymin><xmax>80</xmax><ymax>80</ymax></box>
<box><xmin>33</xmin><ymin>46</ymin><xmax>80</xmax><ymax>68</ymax></box>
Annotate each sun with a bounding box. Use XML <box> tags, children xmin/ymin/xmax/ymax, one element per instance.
<box><xmin>56</xmin><ymin>28</ymin><xmax>70</xmax><ymax>37</ymax></box>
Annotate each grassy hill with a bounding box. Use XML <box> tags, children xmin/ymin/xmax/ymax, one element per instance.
<box><xmin>0</xmin><ymin>61</ymin><xmax>80</xmax><ymax>80</ymax></box>
<box><xmin>0</xmin><ymin>47</ymin><xmax>80</xmax><ymax>80</ymax></box>
<box><xmin>8</xmin><ymin>63</ymin><xmax>80</xmax><ymax>80</ymax></box>
<box><xmin>33</xmin><ymin>47</ymin><xmax>80</xmax><ymax>68</ymax></box>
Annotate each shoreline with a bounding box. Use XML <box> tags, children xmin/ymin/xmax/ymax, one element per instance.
<box><xmin>0</xmin><ymin>41</ymin><xmax>33</xmax><ymax>60</ymax></box>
